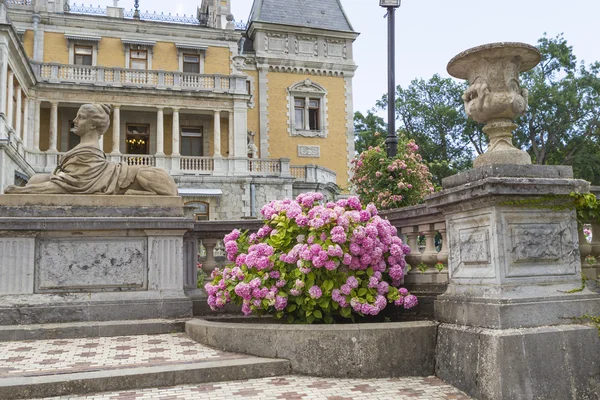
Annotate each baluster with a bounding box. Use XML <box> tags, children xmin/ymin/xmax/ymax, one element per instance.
<box><xmin>401</xmin><ymin>226</ymin><xmax>421</xmax><ymax>269</ymax></box>
<box><xmin>589</xmin><ymin>223</ymin><xmax>600</xmax><ymax>280</ymax></box>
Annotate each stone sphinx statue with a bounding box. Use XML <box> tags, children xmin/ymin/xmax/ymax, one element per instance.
<box><xmin>5</xmin><ymin>103</ymin><xmax>178</xmax><ymax>196</ymax></box>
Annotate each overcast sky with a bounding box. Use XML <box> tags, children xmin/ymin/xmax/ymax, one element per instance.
<box><xmin>94</xmin><ymin>0</ymin><xmax>598</xmax><ymax>114</ymax></box>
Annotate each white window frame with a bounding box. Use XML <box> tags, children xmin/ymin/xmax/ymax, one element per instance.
<box><xmin>176</xmin><ymin>43</ymin><xmax>207</xmax><ymax>74</ymax></box>
<box><xmin>122</xmin><ymin>39</ymin><xmax>156</xmax><ymax>70</ymax></box>
<box><xmin>66</xmin><ymin>35</ymin><xmax>100</xmax><ymax>66</ymax></box>
<box><xmin>287</xmin><ymin>79</ymin><xmax>328</xmax><ymax>138</ymax></box>
<box><xmin>180</xmin><ymin>126</ymin><xmax>204</xmax><ymax>157</ymax></box>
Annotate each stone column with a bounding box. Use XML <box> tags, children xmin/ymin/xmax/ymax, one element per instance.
<box><xmin>33</xmin><ymin>99</ymin><xmax>40</xmax><ymax>150</ymax></box>
<box><xmin>14</xmin><ymin>87</ymin><xmax>21</xmax><ymax>142</ymax></box>
<box><xmin>111</xmin><ymin>105</ymin><xmax>120</xmax><ymax>154</ymax></box>
<box><xmin>48</xmin><ymin>101</ymin><xmax>58</xmax><ymax>152</ymax></box>
<box><xmin>171</xmin><ymin>107</ymin><xmax>180</xmax><ymax>156</ymax></box>
<box><xmin>6</xmin><ymin>70</ymin><xmax>13</xmax><ymax>128</ymax></box>
<box><xmin>0</xmin><ymin>49</ymin><xmax>7</xmax><ymax>124</ymax></box>
<box><xmin>22</xmin><ymin>97</ymin><xmax>29</xmax><ymax>148</ymax></box>
<box><xmin>156</xmin><ymin>106</ymin><xmax>164</xmax><ymax>155</ymax></box>
<box><xmin>213</xmin><ymin>110</ymin><xmax>221</xmax><ymax>157</ymax></box>
<box><xmin>228</xmin><ymin>110</ymin><xmax>234</xmax><ymax>157</ymax></box>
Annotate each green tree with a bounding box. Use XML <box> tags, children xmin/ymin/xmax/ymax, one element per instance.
<box><xmin>515</xmin><ymin>34</ymin><xmax>600</xmax><ymax>183</ymax></box>
<box><xmin>358</xmin><ymin>34</ymin><xmax>600</xmax><ymax>185</ymax></box>
<box><xmin>376</xmin><ymin>75</ymin><xmax>484</xmax><ymax>186</ymax></box>
<box><xmin>353</xmin><ymin>110</ymin><xmax>386</xmax><ymax>154</ymax></box>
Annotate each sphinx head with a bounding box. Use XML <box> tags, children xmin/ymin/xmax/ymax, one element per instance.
<box><xmin>72</xmin><ymin>104</ymin><xmax>112</xmax><ymax>138</ymax></box>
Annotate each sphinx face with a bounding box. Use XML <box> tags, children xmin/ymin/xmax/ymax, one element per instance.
<box><xmin>71</xmin><ymin>106</ymin><xmax>96</xmax><ymax>137</ymax></box>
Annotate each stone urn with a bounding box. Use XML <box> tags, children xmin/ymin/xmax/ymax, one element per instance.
<box><xmin>447</xmin><ymin>42</ymin><xmax>541</xmax><ymax>167</ymax></box>
<box><xmin>232</xmin><ymin>55</ymin><xmax>247</xmax><ymax>75</ymax></box>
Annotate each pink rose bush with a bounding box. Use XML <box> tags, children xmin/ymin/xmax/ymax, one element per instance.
<box><xmin>205</xmin><ymin>192</ymin><xmax>417</xmax><ymax>324</ymax></box>
<box><xmin>350</xmin><ymin>140</ymin><xmax>434</xmax><ymax>210</ymax></box>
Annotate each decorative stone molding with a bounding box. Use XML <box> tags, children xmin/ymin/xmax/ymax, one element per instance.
<box><xmin>286</xmin><ymin>79</ymin><xmax>328</xmax><ymax>138</ymax></box>
<box><xmin>298</xmin><ymin>145</ymin><xmax>320</xmax><ymax>158</ymax></box>
<box><xmin>324</xmin><ymin>38</ymin><xmax>347</xmax><ymax>59</ymax></box>
<box><xmin>265</xmin><ymin>32</ymin><xmax>289</xmax><ymax>54</ymax></box>
<box><xmin>268</xmin><ymin>65</ymin><xmax>344</xmax><ymax>77</ymax></box>
<box><xmin>295</xmin><ymin>35</ymin><xmax>318</xmax><ymax>57</ymax></box>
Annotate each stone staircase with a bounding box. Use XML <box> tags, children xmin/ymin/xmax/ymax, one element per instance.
<box><xmin>0</xmin><ymin>319</ymin><xmax>290</xmax><ymax>400</ymax></box>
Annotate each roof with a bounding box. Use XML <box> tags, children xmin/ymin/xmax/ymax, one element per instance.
<box><xmin>249</xmin><ymin>0</ymin><xmax>354</xmax><ymax>32</ymax></box>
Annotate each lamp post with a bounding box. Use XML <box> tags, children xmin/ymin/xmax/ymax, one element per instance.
<box><xmin>380</xmin><ymin>0</ymin><xmax>401</xmax><ymax>158</ymax></box>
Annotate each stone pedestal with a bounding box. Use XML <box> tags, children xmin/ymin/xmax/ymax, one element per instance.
<box><xmin>0</xmin><ymin>195</ymin><xmax>195</xmax><ymax>325</ymax></box>
<box><xmin>428</xmin><ymin>166</ymin><xmax>600</xmax><ymax>399</ymax></box>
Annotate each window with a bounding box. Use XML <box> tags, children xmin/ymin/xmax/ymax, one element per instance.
<box><xmin>130</xmin><ymin>50</ymin><xmax>148</xmax><ymax>70</ymax></box>
<box><xmin>74</xmin><ymin>45</ymin><xmax>93</xmax><ymax>66</ymax></box>
<box><xmin>294</xmin><ymin>98</ymin><xmax>321</xmax><ymax>131</ymax></box>
<box><xmin>185</xmin><ymin>201</ymin><xmax>209</xmax><ymax>221</ymax></box>
<box><xmin>183</xmin><ymin>54</ymin><xmax>200</xmax><ymax>73</ymax></box>
<box><xmin>288</xmin><ymin>79</ymin><xmax>328</xmax><ymax>138</ymax></box>
<box><xmin>125</xmin><ymin>124</ymin><xmax>150</xmax><ymax>154</ymax></box>
<box><xmin>181</xmin><ymin>127</ymin><xmax>203</xmax><ymax>157</ymax></box>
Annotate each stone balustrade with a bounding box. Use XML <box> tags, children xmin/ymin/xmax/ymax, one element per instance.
<box><xmin>580</xmin><ymin>186</ymin><xmax>600</xmax><ymax>280</ymax></box>
<box><xmin>31</xmin><ymin>62</ymin><xmax>238</xmax><ymax>93</ymax></box>
<box><xmin>381</xmin><ymin>204</ymin><xmax>448</xmax><ymax>286</ymax></box>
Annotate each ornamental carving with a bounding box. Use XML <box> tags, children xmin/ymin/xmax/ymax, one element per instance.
<box><xmin>324</xmin><ymin>39</ymin><xmax>347</xmax><ymax>59</ymax></box>
<box><xmin>298</xmin><ymin>145</ymin><xmax>321</xmax><ymax>157</ymax></box>
<box><xmin>295</xmin><ymin>35</ymin><xmax>318</xmax><ymax>57</ymax></box>
<box><xmin>265</xmin><ymin>32</ymin><xmax>289</xmax><ymax>54</ymax></box>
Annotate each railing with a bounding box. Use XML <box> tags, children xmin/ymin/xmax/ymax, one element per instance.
<box><xmin>381</xmin><ymin>204</ymin><xmax>449</xmax><ymax>286</ymax></box>
<box><xmin>32</xmin><ymin>62</ymin><xmax>237</xmax><ymax>93</ymax></box>
<box><xmin>248</xmin><ymin>159</ymin><xmax>281</xmax><ymax>175</ymax></box>
<box><xmin>120</xmin><ymin>154</ymin><xmax>155</xmax><ymax>166</ymax></box>
<box><xmin>290</xmin><ymin>166</ymin><xmax>306</xmax><ymax>179</ymax></box>
<box><xmin>180</xmin><ymin>156</ymin><xmax>214</xmax><ymax>172</ymax></box>
<box><xmin>5</xmin><ymin>0</ymin><xmax>32</xmax><ymax>5</ymax></box>
<box><xmin>67</xmin><ymin>3</ymin><xmax>208</xmax><ymax>26</ymax></box>
<box><xmin>69</xmin><ymin>3</ymin><xmax>106</xmax><ymax>15</ymax></box>
<box><xmin>579</xmin><ymin>187</ymin><xmax>600</xmax><ymax>281</ymax></box>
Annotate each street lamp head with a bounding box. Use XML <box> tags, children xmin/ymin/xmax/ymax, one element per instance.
<box><xmin>380</xmin><ymin>0</ymin><xmax>401</xmax><ymax>7</ymax></box>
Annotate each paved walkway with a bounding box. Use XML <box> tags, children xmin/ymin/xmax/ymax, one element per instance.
<box><xmin>0</xmin><ymin>333</ymin><xmax>248</xmax><ymax>377</ymax></box>
<box><xmin>0</xmin><ymin>334</ymin><xmax>472</xmax><ymax>399</ymax></box>
<box><xmin>45</xmin><ymin>376</ymin><xmax>472</xmax><ymax>399</ymax></box>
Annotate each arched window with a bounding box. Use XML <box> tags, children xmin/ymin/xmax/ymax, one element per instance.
<box><xmin>185</xmin><ymin>201</ymin><xmax>210</xmax><ymax>221</ymax></box>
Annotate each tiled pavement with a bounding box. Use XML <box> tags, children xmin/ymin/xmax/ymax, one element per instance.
<box><xmin>0</xmin><ymin>333</ymin><xmax>248</xmax><ymax>377</ymax></box>
<box><xmin>45</xmin><ymin>376</ymin><xmax>472</xmax><ymax>399</ymax></box>
<box><xmin>0</xmin><ymin>333</ymin><xmax>472</xmax><ymax>399</ymax></box>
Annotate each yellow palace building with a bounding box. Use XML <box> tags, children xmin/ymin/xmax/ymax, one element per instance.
<box><xmin>0</xmin><ymin>0</ymin><xmax>358</xmax><ymax>219</ymax></box>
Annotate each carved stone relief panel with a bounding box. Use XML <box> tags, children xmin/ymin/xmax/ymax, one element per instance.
<box><xmin>448</xmin><ymin>212</ymin><xmax>495</xmax><ymax>280</ymax></box>
<box><xmin>502</xmin><ymin>211</ymin><xmax>578</xmax><ymax>278</ymax></box>
<box><xmin>324</xmin><ymin>39</ymin><xmax>347</xmax><ymax>59</ymax></box>
<box><xmin>295</xmin><ymin>35</ymin><xmax>318</xmax><ymax>57</ymax></box>
<box><xmin>265</xmin><ymin>32</ymin><xmax>289</xmax><ymax>54</ymax></box>
<box><xmin>298</xmin><ymin>145</ymin><xmax>320</xmax><ymax>158</ymax></box>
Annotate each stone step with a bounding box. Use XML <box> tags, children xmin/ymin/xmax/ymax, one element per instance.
<box><xmin>0</xmin><ymin>333</ymin><xmax>290</xmax><ymax>399</ymax></box>
<box><xmin>0</xmin><ymin>319</ymin><xmax>187</xmax><ymax>342</ymax></box>
<box><xmin>0</xmin><ymin>357</ymin><xmax>290</xmax><ymax>400</ymax></box>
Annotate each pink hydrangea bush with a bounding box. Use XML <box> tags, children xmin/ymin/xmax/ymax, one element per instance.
<box><xmin>350</xmin><ymin>140</ymin><xmax>434</xmax><ymax>210</ymax></box>
<box><xmin>205</xmin><ymin>192</ymin><xmax>417</xmax><ymax>324</ymax></box>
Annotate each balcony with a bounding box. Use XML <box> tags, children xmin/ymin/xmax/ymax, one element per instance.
<box><xmin>30</xmin><ymin>62</ymin><xmax>240</xmax><ymax>93</ymax></box>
